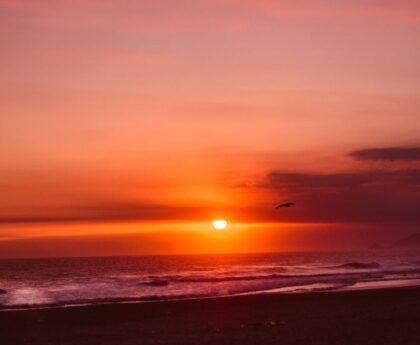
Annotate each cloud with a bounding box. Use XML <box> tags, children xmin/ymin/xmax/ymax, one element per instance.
<box><xmin>2</xmin><ymin>0</ymin><xmax>419</xmax><ymax>33</ymax></box>
<box><xmin>349</xmin><ymin>146</ymin><xmax>420</xmax><ymax>162</ymax></box>
<box><xmin>258</xmin><ymin>169</ymin><xmax>420</xmax><ymax>223</ymax></box>
<box><xmin>267</xmin><ymin>171</ymin><xmax>375</xmax><ymax>189</ymax></box>
<box><xmin>0</xmin><ymin>223</ymin><xmax>388</xmax><ymax>258</ymax></box>
<box><xmin>0</xmin><ymin>203</ymin><xmax>205</xmax><ymax>224</ymax></box>
<box><xmin>239</xmin><ymin>0</ymin><xmax>420</xmax><ymax>21</ymax></box>
<box><xmin>266</xmin><ymin>169</ymin><xmax>420</xmax><ymax>190</ymax></box>
<box><xmin>2</xmin><ymin>169</ymin><xmax>419</xmax><ymax>225</ymax></box>
<box><xmin>0</xmin><ymin>0</ymin><xmax>256</xmax><ymax>34</ymax></box>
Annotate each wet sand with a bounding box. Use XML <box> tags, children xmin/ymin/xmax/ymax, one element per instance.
<box><xmin>1</xmin><ymin>287</ymin><xmax>420</xmax><ymax>345</ymax></box>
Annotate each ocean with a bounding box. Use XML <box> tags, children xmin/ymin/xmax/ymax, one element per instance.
<box><xmin>1</xmin><ymin>250</ymin><xmax>420</xmax><ymax>310</ymax></box>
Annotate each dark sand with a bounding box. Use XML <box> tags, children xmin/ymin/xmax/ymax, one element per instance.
<box><xmin>2</xmin><ymin>287</ymin><xmax>420</xmax><ymax>345</ymax></box>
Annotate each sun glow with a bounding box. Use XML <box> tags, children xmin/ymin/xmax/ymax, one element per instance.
<box><xmin>212</xmin><ymin>219</ymin><xmax>228</xmax><ymax>230</ymax></box>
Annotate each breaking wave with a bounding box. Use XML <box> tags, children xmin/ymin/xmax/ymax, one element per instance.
<box><xmin>335</xmin><ymin>262</ymin><xmax>381</xmax><ymax>270</ymax></box>
<box><xmin>2</xmin><ymin>251</ymin><xmax>420</xmax><ymax>310</ymax></box>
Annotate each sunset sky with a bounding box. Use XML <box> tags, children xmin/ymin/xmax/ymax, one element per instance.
<box><xmin>1</xmin><ymin>0</ymin><xmax>419</xmax><ymax>258</ymax></box>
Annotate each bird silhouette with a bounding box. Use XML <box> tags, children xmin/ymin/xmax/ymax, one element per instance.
<box><xmin>275</xmin><ymin>202</ymin><xmax>294</xmax><ymax>209</ymax></box>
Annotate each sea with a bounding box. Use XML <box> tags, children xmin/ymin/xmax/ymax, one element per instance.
<box><xmin>1</xmin><ymin>250</ymin><xmax>420</xmax><ymax>310</ymax></box>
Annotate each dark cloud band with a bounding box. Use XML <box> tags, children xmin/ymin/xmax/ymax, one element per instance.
<box><xmin>349</xmin><ymin>147</ymin><xmax>420</xmax><ymax>161</ymax></box>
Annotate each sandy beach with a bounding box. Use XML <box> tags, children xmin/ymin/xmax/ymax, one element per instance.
<box><xmin>1</xmin><ymin>286</ymin><xmax>420</xmax><ymax>345</ymax></box>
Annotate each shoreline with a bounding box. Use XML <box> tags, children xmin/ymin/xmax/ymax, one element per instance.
<box><xmin>3</xmin><ymin>276</ymin><xmax>420</xmax><ymax>312</ymax></box>
<box><xmin>2</xmin><ymin>286</ymin><xmax>420</xmax><ymax>344</ymax></box>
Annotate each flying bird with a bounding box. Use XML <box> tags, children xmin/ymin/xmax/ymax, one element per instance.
<box><xmin>276</xmin><ymin>202</ymin><xmax>294</xmax><ymax>209</ymax></box>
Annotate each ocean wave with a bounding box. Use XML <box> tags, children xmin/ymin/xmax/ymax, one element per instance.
<box><xmin>172</xmin><ymin>273</ymin><xmax>289</xmax><ymax>283</ymax></box>
<box><xmin>4</xmin><ymin>272</ymin><xmax>420</xmax><ymax>311</ymax></box>
<box><xmin>3</xmin><ymin>252</ymin><xmax>420</xmax><ymax>310</ymax></box>
<box><xmin>0</xmin><ymin>293</ymin><xmax>210</xmax><ymax>310</ymax></box>
<box><xmin>167</xmin><ymin>271</ymin><xmax>376</xmax><ymax>283</ymax></box>
<box><xmin>143</xmin><ymin>279</ymin><xmax>169</xmax><ymax>287</ymax></box>
<box><xmin>335</xmin><ymin>262</ymin><xmax>381</xmax><ymax>270</ymax></box>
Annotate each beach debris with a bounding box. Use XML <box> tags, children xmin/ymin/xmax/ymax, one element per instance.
<box><xmin>0</xmin><ymin>288</ymin><xmax>7</xmax><ymax>295</ymax></box>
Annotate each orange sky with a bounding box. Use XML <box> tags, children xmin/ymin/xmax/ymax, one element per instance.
<box><xmin>1</xmin><ymin>0</ymin><xmax>419</xmax><ymax>258</ymax></box>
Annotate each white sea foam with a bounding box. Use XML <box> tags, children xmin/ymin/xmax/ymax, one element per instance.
<box><xmin>1</xmin><ymin>250</ymin><xmax>420</xmax><ymax>310</ymax></box>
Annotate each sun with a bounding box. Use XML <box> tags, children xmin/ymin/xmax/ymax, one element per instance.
<box><xmin>212</xmin><ymin>219</ymin><xmax>228</xmax><ymax>230</ymax></box>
